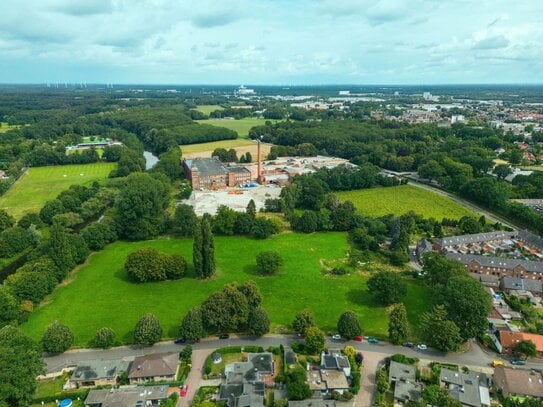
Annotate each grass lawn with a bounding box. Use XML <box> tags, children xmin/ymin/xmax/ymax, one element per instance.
<box><xmin>0</xmin><ymin>122</ymin><xmax>20</xmax><ymax>133</ymax></box>
<box><xmin>22</xmin><ymin>233</ymin><xmax>430</xmax><ymax>346</ymax></box>
<box><xmin>181</xmin><ymin>139</ymin><xmax>272</xmax><ymax>160</ymax></box>
<box><xmin>337</xmin><ymin>185</ymin><xmax>476</xmax><ymax>220</ymax></box>
<box><xmin>0</xmin><ymin>163</ymin><xmax>116</xmax><ymax>219</ymax></box>
<box><xmin>196</xmin><ymin>118</ymin><xmax>278</xmax><ymax>139</ymax></box>
<box><xmin>195</xmin><ymin>105</ymin><xmax>224</xmax><ymax>115</ymax></box>
<box><xmin>34</xmin><ymin>376</ymin><xmax>67</xmax><ymax>399</ymax></box>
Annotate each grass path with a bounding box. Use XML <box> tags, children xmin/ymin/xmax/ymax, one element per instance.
<box><xmin>22</xmin><ymin>233</ymin><xmax>430</xmax><ymax>346</ymax></box>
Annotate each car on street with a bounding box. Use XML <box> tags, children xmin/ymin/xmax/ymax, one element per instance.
<box><xmin>332</xmin><ymin>334</ymin><xmax>341</xmax><ymax>340</ymax></box>
<box><xmin>180</xmin><ymin>385</ymin><xmax>188</xmax><ymax>396</ymax></box>
<box><xmin>402</xmin><ymin>342</ymin><xmax>414</xmax><ymax>348</ymax></box>
<box><xmin>174</xmin><ymin>337</ymin><xmax>186</xmax><ymax>344</ymax></box>
<box><xmin>353</xmin><ymin>336</ymin><xmax>363</xmax><ymax>342</ymax></box>
<box><xmin>367</xmin><ymin>337</ymin><xmax>379</xmax><ymax>344</ymax></box>
<box><xmin>219</xmin><ymin>333</ymin><xmax>230</xmax><ymax>339</ymax></box>
<box><xmin>417</xmin><ymin>344</ymin><xmax>427</xmax><ymax>350</ymax></box>
<box><xmin>511</xmin><ymin>359</ymin><xmax>526</xmax><ymax>366</ymax></box>
<box><xmin>492</xmin><ymin>360</ymin><xmax>505</xmax><ymax>367</ymax></box>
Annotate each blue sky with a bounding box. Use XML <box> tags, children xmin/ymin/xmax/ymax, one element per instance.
<box><xmin>0</xmin><ymin>0</ymin><xmax>541</xmax><ymax>84</ymax></box>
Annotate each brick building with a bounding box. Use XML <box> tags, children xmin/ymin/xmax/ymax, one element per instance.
<box><xmin>183</xmin><ymin>158</ymin><xmax>251</xmax><ymax>190</ymax></box>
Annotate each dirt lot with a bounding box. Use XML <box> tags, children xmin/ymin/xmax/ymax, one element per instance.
<box><xmin>187</xmin><ymin>185</ymin><xmax>282</xmax><ymax>216</ymax></box>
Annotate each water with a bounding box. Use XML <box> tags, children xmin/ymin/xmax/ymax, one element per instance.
<box><xmin>143</xmin><ymin>151</ymin><xmax>159</xmax><ymax>170</ymax></box>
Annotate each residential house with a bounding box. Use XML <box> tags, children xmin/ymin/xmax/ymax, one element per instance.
<box><xmin>84</xmin><ymin>385</ymin><xmax>169</xmax><ymax>407</ymax></box>
<box><xmin>128</xmin><ymin>352</ymin><xmax>179</xmax><ymax>384</ymax></box>
<box><xmin>446</xmin><ymin>253</ymin><xmax>543</xmax><ymax>280</ymax></box>
<box><xmin>494</xmin><ymin>366</ymin><xmax>543</xmax><ymax>398</ymax></box>
<box><xmin>440</xmin><ymin>368</ymin><xmax>490</xmax><ymax>407</ymax></box>
<box><xmin>388</xmin><ymin>361</ymin><xmax>421</xmax><ymax>404</ymax></box>
<box><xmin>218</xmin><ymin>382</ymin><xmax>265</xmax><ymax>407</ymax></box>
<box><xmin>415</xmin><ymin>239</ymin><xmax>433</xmax><ymax>260</ymax></box>
<box><xmin>288</xmin><ymin>401</ymin><xmax>336</xmax><ymax>407</ymax></box>
<box><xmin>501</xmin><ymin>276</ymin><xmax>543</xmax><ymax>296</ymax></box>
<box><xmin>68</xmin><ymin>359</ymin><xmax>130</xmax><ymax>389</ymax></box>
<box><xmin>498</xmin><ymin>331</ymin><xmax>543</xmax><ymax>356</ymax></box>
<box><xmin>320</xmin><ymin>350</ymin><xmax>351</xmax><ymax>377</ymax></box>
<box><xmin>389</xmin><ymin>361</ymin><xmax>416</xmax><ymax>383</ymax></box>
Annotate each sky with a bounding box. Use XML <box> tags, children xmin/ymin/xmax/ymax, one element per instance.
<box><xmin>0</xmin><ymin>0</ymin><xmax>542</xmax><ymax>85</ymax></box>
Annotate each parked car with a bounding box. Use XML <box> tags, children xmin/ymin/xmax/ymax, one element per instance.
<box><xmin>402</xmin><ymin>342</ymin><xmax>414</xmax><ymax>348</ymax></box>
<box><xmin>174</xmin><ymin>337</ymin><xmax>186</xmax><ymax>344</ymax></box>
<box><xmin>219</xmin><ymin>333</ymin><xmax>230</xmax><ymax>339</ymax></box>
<box><xmin>180</xmin><ymin>385</ymin><xmax>188</xmax><ymax>396</ymax></box>
<box><xmin>491</xmin><ymin>360</ymin><xmax>505</xmax><ymax>367</ymax></box>
<box><xmin>332</xmin><ymin>334</ymin><xmax>341</xmax><ymax>340</ymax></box>
<box><xmin>511</xmin><ymin>359</ymin><xmax>526</xmax><ymax>366</ymax></box>
<box><xmin>353</xmin><ymin>336</ymin><xmax>363</xmax><ymax>342</ymax></box>
<box><xmin>367</xmin><ymin>338</ymin><xmax>379</xmax><ymax>344</ymax></box>
<box><xmin>417</xmin><ymin>344</ymin><xmax>427</xmax><ymax>350</ymax></box>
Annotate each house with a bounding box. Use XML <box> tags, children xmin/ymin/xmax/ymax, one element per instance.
<box><xmin>434</xmin><ymin>231</ymin><xmax>518</xmax><ymax>252</ymax></box>
<box><xmin>84</xmin><ymin>385</ymin><xmax>169</xmax><ymax>407</ymax></box>
<box><xmin>501</xmin><ymin>276</ymin><xmax>543</xmax><ymax>296</ymax></box>
<box><xmin>445</xmin><ymin>253</ymin><xmax>543</xmax><ymax>280</ymax></box>
<box><xmin>218</xmin><ymin>382</ymin><xmax>265</xmax><ymax>407</ymax></box>
<box><xmin>498</xmin><ymin>331</ymin><xmax>543</xmax><ymax>356</ymax></box>
<box><xmin>320</xmin><ymin>350</ymin><xmax>351</xmax><ymax>377</ymax></box>
<box><xmin>440</xmin><ymin>368</ymin><xmax>490</xmax><ymax>407</ymax></box>
<box><xmin>68</xmin><ymin>359</ymin><xmax>130</xmax><ymax>389</ymax></box>
<box><xmin>494</xmin><ymin>366</ymin><xmax>543</xmax><ymax>398</ymax></box>
<box><xmin>224</xmin><ymin>353</ymin><xmax>274</xmax><ymax>384</ymax></box>
<box><xmin>288</xmin><ymin>401</ymin><xmax>336</xmax><ymax>407</ymax></box>
<box><xmin>394</xmin><ymin>381</ymin><xmax>422</xmax><ymax>404</ymax></box>
<box><xmin>389</xmin><ymin>361</ymin><xmax>421</xmax><ymax>404</ymax></box>
<box><xmin>389</xmin><ymin>361</ymin><xmax>416</xmax><ymax>383</ymax></box>
<box><xmin>128</xmin><ymin>352</ymin><xmax>179</xmax><ymax>384</ymax></box>
<box><xmin>416</xmin><ymin>239</ymin><xmax>433</xmax><ymax>260</ymax></box>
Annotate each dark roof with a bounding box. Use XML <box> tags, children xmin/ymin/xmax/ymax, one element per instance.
<box><xmin>502</xmin><ymin>276</ymin><xmax>543</xmax><ymax>293</ymax></box>
<box><xmin>320</xmin><ymin>351</ymin><xmax>350</xmax><ymax>371</ymax></box>
<box><xmin>518</xmin><ymin>230</ymin><xmax>543</xmax><ymax>250</ymax></box>
<box><xmin>128</xmin><ymin>352</ymin><xmax>179</xmax><ymax>379</ymax></box>
<box><xmin>219</xmin><ymin>382</ymin><xmax>265</xmax><ymax>407</ymax></box>
<box><xmin>494</xmin><ymin>366</ymin><xmax>543</xmax><ymax>398</ymax></box>
<box><xmin>189</xmin><ymin>158</ymin><xmax>228</xmax><ymax>176</ymax></box>
<box><xmin>285</xmin><ymin>351</ymin><xmax>296</xmax><ymax>365</ymax></box>
<box><xmin>389</xmin><ymin>361</ymin><xmax>416</xmax><ymax>382</ymax></box>
<box><xmin>225</xmin><ymin>353</ymin><xmax>274</xmax><ymax>384</ymax></box>
<box><xmin>71</xmin><ymin>359</ymin><xmax>130</xmax><ymax>381</ymax></box>
<box><xmin>394</xmin><ymin>381</ymin><xmax>422</xmax><ymax>402</ymax></box>
<box><xmin>436</xmin><ymin>231</ymin><xmax>518</xmax><ymax>247</ymax></box>
<box><xmin>288</xmin><ymin>401</ymin><xmax>336</xmax><ymax>407</ymax></box>
<box><xmin>84</xmin><ymin>386</ymin><xmax>168</xmax><ymax>407</ymax></box>
<box><xmin>440</xmin><ymin>368</ymin><xmax>490</xmax><ymax>407</ymax></box>
<box><xmin>228</xmin><ymin>166</ymin><xmax>251</xmax><ymax>174</ymax></box>
<box><xmin>248</xmin><ymin>353</ymin><xmax>273</xmax><ymax>373</ymax></box>
<box><xmin>446</xmin><ymin>253</ymin><xmax>543</xmax><ymax>274</ymax></box>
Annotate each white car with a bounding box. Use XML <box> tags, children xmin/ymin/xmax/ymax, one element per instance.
<box><xmin>417</xmin><ymin>344</ymin><xmax>427</xmax><ymax>350</ymax></box>
<box><xmin>332</xmin><ymin>334</ymin><xmax>341</xmax><ymax>340</ymax></box>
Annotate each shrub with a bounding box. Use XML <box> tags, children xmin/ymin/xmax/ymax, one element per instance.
<box><xmin>94</xmin><ymin>327</ymin><xmax>116</xmax><ymax>349</ymax></box>
<box><xmin>125</xmin><ymin>248</ymin><xmax>186</xmax><ymax>282</ymax></box>
<box><xmin>42</xmin><ymin>320</ymin><xmax>74</xmax><ymax>354</ymax></box>
<box><xmin>134</xmin><ymin>313</ymin><xmax>163</xmax><ymax>345</ymax></box>
<box><xmin>256</xmin><ymin>251</ymin><xmax>283</xmax><ymax>275</ymax></box>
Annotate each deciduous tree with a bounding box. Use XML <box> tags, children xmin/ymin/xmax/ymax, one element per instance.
<box><xmin>179</xmin><ymin>307</ymin><xmax>205</xmax><ymax>341</ymax></box>
<box><xmin>292</xmin><ymin>309</ymin><xmax>314</xmax><ymax>336</ymax></box>
<box><xmin>42</xmin><ymin>320</ymin><xmax>74</xmax><ymax>354</ymax></box>
<box><xmin>94</xmin><ymin>327</ymin><xmax>116</xmax><ymax>349</ymax></box>
<box><xmin>367</xmin><ymin>271</ymin><xmax>407</xmax><ymax>306</ymax></box>
<box><xmin>134</xmin><ymin>313</ymin><xmax>163</xmax><ymax>345</ymax></box>
<box><xmin>304</xmin><ymin>326</ymin><xmax>325</xmax><ymax>354</ymax></box>
<box><xmin>420</xmin><ymin>305</ymin><xmax>463</xmax><ymax>352</ymax></box>
<box><xmin>248</xmin><ymin>306</ymin><xmax>270</xmax><ymax>336</ymax></box>
<box><xmin>256</xmin><ymin>251</ymin><xmax>283</xmax><ymax>275</ymax></box>
<box><xmin>337</xmin><ymin>311</ymin><xmax>362</xmax><ymax>340</ymax></box>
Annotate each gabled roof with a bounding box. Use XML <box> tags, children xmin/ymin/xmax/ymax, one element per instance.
<box><xmin>389</xmin><ymin>361</ymin><xmax>416</xmax><ymax>382</ymax></box>
<box><xmin>502</xmin><ymin>276</ymin><xmax>543</xmax><ymax>293</ymax></box>
<box><xmin>85</xmin><ymin>385</ymin><xmax>169</xmax><ymax>407</ymax></box>
<box><xmin>494</xmin><ymin>366</ymin><xmax>543</xmax><ymax>398</ymax></box>
<box><xmin>128</xmin><ymin>352</ymin><xmax>179</xmax><ymax>379</ymax></box>
<box><xmin>436</xmin><ymin>231</ymin><xmax>518</xmax><ymax>247</ymax></box>
<box><xmin>446</xmin><ymin>253</ymin><xmax>543</xmax><ymax>274</ymax></box>
<box><xmin>499</xmin><ymin>331</ymin><xmax>543</xmax><ymax>352</ymax></box>
<box><xmin>440</xmin><ymin>368</ymin><xmax>489</xmax><ymax>407</ymax></box>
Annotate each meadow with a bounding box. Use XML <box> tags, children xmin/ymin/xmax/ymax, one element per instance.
<box><xmin>0</xmin><ymin>122</ymin><xmax>20</xmax><ymax>133</ymax></box>
<box><xmin>22</xmin><ymin>232</ymin><xmax>430</xmax><ymax>346</ymax></box>
<box><xmin>0</xmin><ymin>163</ymin><xmax>116</xmax><ymax>219</ymax></box>
<box><xmin>181</xmin><ymin>139</ymin><xmax>272</xmax><ymax>160</ymax></box>
<box><xmin>195</xmin><ymin>105</ymin><xmax>224</xmax><ymax>115</ymax></box>
<box><xmin>337</xmin><ymin>185</ymin><xmax>476</xmax><ymax>220</ymax></box>
<box><xmin>196</xmin><ymin>117</ymin><xmax>276</xmax><ymax>138</ymax></box>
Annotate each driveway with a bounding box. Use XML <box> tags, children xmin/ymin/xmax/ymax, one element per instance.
<box><xmin>177</xmin><ymin>349</ymin><xmax>209</xmax><ymax>407</ymax></box>
<box><xmin>356</xmin><ymin>351</ymin><xmax>387</xmax><ymax>407</ymax></box>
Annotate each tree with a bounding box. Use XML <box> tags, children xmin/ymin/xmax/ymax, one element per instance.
<box><xmin>337</xmin><ymin>311</ymin><xmax>362</xmax><ymax>340</ymax></box>
<box><xmin>193</xmin><ymin>219</ymin><xmax>203</xmax><ymax>277</ymax></box>
<box><xmin>0</xmin><ymin>325</ymin><xmax>44</xmax><ymax>407</ymax></box>
<box><xmin>251</xmin><ymin>218</ymin><xmax>276</xmax><ymax>239</ymax></box>
<box><xmin>134</xmin><ymin>313</ymin><xmax>163</xmax><ymax>345</ymax></box>
<box><xmin>0</xmin><ymin>209</ymin><xmax>14</xmax><ymax>232</ymax></box>
<box><xmin>292</xmin><ymin>309</ymin><xmax>314</xmax><ymax>336</ymax></box>
<box><xmin>179</xmin><ymin>307</ymin><xmax>205</xmax><ymax>341</ymax></box>
<box><xmin>256</xmin><ymin>251</ymin><xmax>283</xmax><ymax>275</ymax></box>
<box><xmin>125</xmin><ymin>248</ymin><xmax>186</xmax><ymax>282</ymax></box>
<box><xmin>419</xmin><ymin>305</ymin><xmax>463</xmax><ymax>352</ymax></box>
<box><xmin>0</xmin><ymin>286</ymin><xmax>19</xmax><ymax>328</ymax></box>
<box><xmin>94</xmin><ymin>327</ymin><xmax>116</xmax><ymax>349</ymax></box>
<box><xmin>201</xmin><ymin>284</ymin><xmax>249</xmax><ymax>332</ymax></box>
<box><xmin>367</xmin><ymin>271</ymin><xmax>407</xmax><ymax>306</ymax></box>
<box><xmin>458</xmin><ymin>216</ymin><xmax>482</xmax><ymax>234</ymax></box>
<box><xmin>42</xmin><ymin>320</ymin><xmax>74</xmax><ymax>354</ymax></box>
<box><xmin>493</xmin><ymin>164</ymin><xmax>512</xmax><ymax>181</ymax></box>
<box><xmin>49</xmin><ymin>222</ymin><xmax>76</xmax><ymax>274</ymax></box>
<box><xmin>286</xmin><ymin>368</ymin><xmax>312</xmax><ymax>400</ymax></box>
<box><xmin>248</xmin><ymin>306</ymin><xmax>270</xmax><ymax>336</ymax></box>
<box><xmin>39</xmin><ymin>199</ymin><xmax>65</xmax><ymax>224</ymax></box>
<box><xmin>201</xmin><ymin>217</ymin><xmax>216</xmax><ymax>278</ymax></box>
<box><xmin>388</xmin><ymin>303</ymin><xmax>410</xmax><ymax>345</ymax></box>
<box><xmin>422</xmin><ymin>252</ymin><xmax>466</xmax><ymax>286</ymax></box>
<box><xmin>214</xmin><ymin>205</ymin><xmax>237</xmax><ymax>235</ymax></box>
<box><xmin>246</xmin><ymin>199</ymin><xmax>256</xmax><ymax>219</ymax></box>
<box><xmin>238</xmin><ymin>280</ymin><xmax>262</xmax><ymax>308</ymax></box>
<box><xmin>304</xmin><ymin>326</ymin><xmax>325</xmax><ymax>354</ymax></box>
<box><xmin>418</xmin><ymin>160</ymin><xmax>445</xmax><ymax>182</ymax></box>
<box><xmin>5</xmin><ymin>270</ymin><xmax>56</xmax><ymax>304</ymax></box>
<box><xmin>173</xmin><ymin>204</ymin><xmax>197</xmax><ymax>237</ymax></box>
<box><xmin>517</xmin><ymin>340</ymin><xmax>536</xmax><ymax>358</ymax></box>
<box><xmin>164</xmin><ymin>254</ymin><xmax>187</xmax><ymax>280</ymax></box>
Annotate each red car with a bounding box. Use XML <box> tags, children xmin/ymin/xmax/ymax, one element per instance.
<box><xmin>354</xmin><ymin>336</ymin><xmax>363</xmax><ymax>342</ymax></box>
<box><xmin>180</xmin><ymin>385</ymin><xmax>188</xmax><ymax>397</ymax></box>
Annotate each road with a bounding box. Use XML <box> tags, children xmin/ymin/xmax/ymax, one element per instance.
<box><xmin>44</xmin><ymin>334</ymin><xmax>543</xmax><ymax>406</ymax></box>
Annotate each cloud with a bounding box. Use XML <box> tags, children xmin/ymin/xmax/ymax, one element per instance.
<box><xmin>51</xmin><ymin>0</ymin><xmax>113</xmax><ymax>16</ymax></box>
<box><xmin>472</xmin><ymin>35</ymin><xmax>509</xmax><ymax>50</ymax></box>
<box><xmin>191</xmin><ymin>10</ymin><xmax>240</xmax><ymax>28</ymax></box>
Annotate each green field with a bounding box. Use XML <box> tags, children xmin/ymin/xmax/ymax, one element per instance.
<box><xmin>196</xmin><ymin>117</ymin><xmax>276</xmax><ymax>138</ymax></box>
<box><xmin>181</xmin><ymin>139</ymin><xmax>257</xmax><ymax>154</ymax></box>
<box><xmin>0</xmin><ymin>163</ymin><xmax>116</xmax><ymax>219</ymax></box>
<box><xmin>195</xmin><ymin>105</ymin><xmax>224</xmax><ymax>115</ymax></box>
<box><xmin>337</xmin><ymin>185</ymin><xmax>476</xmax><ymax>220</ymax></box>
<box><xmin>0</xmin><ymin>122</ymin><xmax>20</xmax><ymax>133</ymax></box>
<box><xmin>22</xmin><ymin>233</ymin><xmax>430</xmax><ymax>346</ymax></box>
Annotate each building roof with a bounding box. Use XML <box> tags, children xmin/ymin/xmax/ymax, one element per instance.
<box><xmin>494</xmin><ymin>366</ymin><xmax>543</xmax><ymax>398</ymax></box>
<box><xmin>85</xmin><ymin>386</ymin><xmax>169</xmax><ymax>407</ymax></box>
<box><xmin>436</xmin><ymin>231</ymin><xmax>518</xmax><ymax>247</ymax></box>
<box><xmin>440</xmin><ymin>368</ymin><xmax>489</xmax><ymax>407</ymax></box>
<box><xmin>394</xmin><ymin>381</ymin><xmax>422</xmax><ymax>402</ymax></box>
<box><xmin>499</xmin><ymin>331</ymin><xmax>543</xmax><ymax>353</ymax></box>
<box><xmin>219</xmin><ymin>382</ymin><xmax>265</xmax><ymax>407</ymax></box>
<box><xmin>446</xmin><ymin>253</ymin><xmax>543</xmax><ymax>274</ymax></box>
<box><xmin>186</xmin><ymin>157</ymin><xmax>228</xmax><ymax>176</ymax></box>
<box><xmin>389</xmin><ymin>361</ymin><xmax>416</xmax><ymax>382</ymax></box>
<box><xmin>288</xmin><ymin>401</ymin><xmax>336</xmax><ymax>407</ymax></box>
<box><xmin>502</xmin><ymin>276</ymin><xmax>543</xmax><ymax>293</ymax></box>
<box><xmin>320</xmin><ymin>351</ymin><xmax>350</xmax><ymax>371</ymax></box>
<box><xmin>225</xmin><ymin>353</ymin><xmax>274</xmax><ymax>384</ymax></box>
<box><xmin>320</xmin><ymin>369</ymin><xmax>349</xmax><ymax>390</ymax></box>
<box><xmin>228</xmin><ymin>166</ymin><xmax>251</xmax><ymax>174</ymax></box>
<box><xmin>285</xmin><ymin>351</ymin><xmax>296</xmax><ymax>365</ymax></box>
<box><xmin>71</xmin><ymin>359</ymin><xmax>130</xmax><ymax>382</ymax></box>
<box><xmin>128</xmin><ymin>352</ymin><xmax>179</xmax><ymax>379</ymax></box>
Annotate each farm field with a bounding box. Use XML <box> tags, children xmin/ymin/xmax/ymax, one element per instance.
<box><xmin>337</xmin><ymin>185</ymin><xmax>476</xmax><ymax>220</ymax></box>
<box><xmin>196</xmin><ymin>117</ymin><xmax>276</xmax><ymax>138</ymax></box>
<box><xmin>181</xmin><ymin>139</ymin><xmax>272</xmax><ymax>160</ymax></box>
<box><xmin>22</xmin><ymin>232</ymin><xmax>430</xmax><ymax>346</ymax></box>
<box><xmin>195</xmin><ymin>105</ymin><xmax>224</xmax><ymax>115</ymax></box>
<box><xmin>0</xmin><ymin>163</ymin><xmax>116</xmax><ymax>219</ymax></box>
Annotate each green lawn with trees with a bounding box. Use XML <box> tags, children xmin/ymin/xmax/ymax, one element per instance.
<box><xmin>22</xmin><ymin>232</ymin><xmax>431</xmax><ymax>346</ymax></box>
<box><xmin>336</xmin><ymin>185</ymin><xmax>476</xmax><ymax>220</ymax></box>
<box><xmin>194</xmin><ymin>105</ymin><xmax>224</xmax><ymax>115</ymax></box>
<box><xmin>196</xmin><ymin>118</ymin><xmax>277</xmax><ymax>139</ymax></box>
<box><xmin>0</xmin><ymin>163</ymin><xmax>116</xmax><ymax>219</ymax></box>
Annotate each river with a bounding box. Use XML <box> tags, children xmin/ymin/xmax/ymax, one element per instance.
<box><xmin>143</xmin><ymin>151</ymin><xmax>159</xmax><ymax>170</ymax></box>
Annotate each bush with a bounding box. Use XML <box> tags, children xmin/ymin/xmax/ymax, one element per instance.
<box><xmin>125</xmin><ymin>248</ymin><xmax>186</xmax><ymax>282</ymax></box>
<box><xmin>256</xmin><ymin>251</ymin><xmax>283</xmax><ymax>275</ymax></box>
<box><xmin>134</xmin><ymin>313</ymin><xmax>163</xmax><ymax>345</ymax></box>
<box><xmin>94</xmin><ymin>327</ymin><xmax>116</xmax><ymax>349</ymax></box>
<box><xmin>42</xmin><ymin>320</ymin><xmax>74</xmax><ymax>354</ymax></box>
<box><xmin>337</xmin><ymin>311</ymin><xmax>362</xmax><ymax>340</ymax></box>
